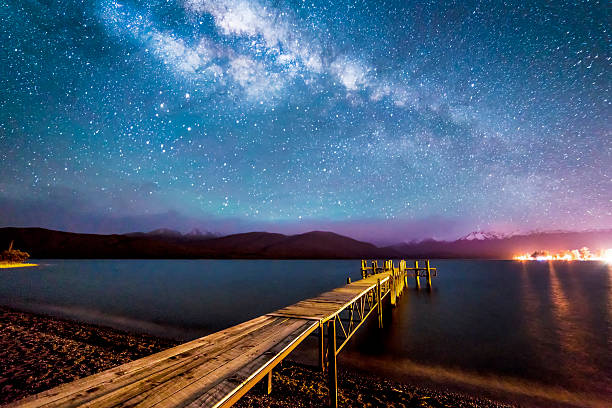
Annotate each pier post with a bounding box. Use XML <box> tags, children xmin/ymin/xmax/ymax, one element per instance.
<box><xmin>267</xmin><ymin>370</ymin><xmax>273</xmax><ymax>395</ymax></box>
<box><xmin>398</xmin><ymin>266</ymin><xmax>404</xmax><ymax>296</ymax></box>
<box><xmin>347</xmin><ymin>277</ymin><xmax>354</xmax><ymax>325</ymax></box>
<box><xmin>377</xmin><ymin>278</ymin><xmax>383</xmax><ymax>328</ymax></box>
<box><xmin>390</xmin><ymin>261</ymin><xmax>396</xmax><ymax>307</ymax></box>
<box><xmin>414</xmin><ymin>260</ymin><xmax>421</xmax><ymax>289</ymax></box>
<box><xmin>319</xmin><ymin>322</ymin><xmax>325</xmax><ymax>373</ymax></box>
<box><xmin>390</xmin><ymin>273</ymin><xmax>396</xmax><ymax>306</ymax></box>
<box><xmin>361</xmin><ymin>260</ymin><xmax>367</xmax><ymax>278</ymax></box>
<box><xmin>426</xmin><ymin>259</ymin><xmax>432</xmax><ymax>289</ymax></box>
<box><xmin>327</xmin><ymin>319</ymin><xmax>338</xmax><ymax>408</ymax></box>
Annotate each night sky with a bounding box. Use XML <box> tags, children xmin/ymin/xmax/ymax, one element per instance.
<box><xmin>0</xmin><ymin>0</ymin><xmax>610</xmax><ymax>243</ymax></box>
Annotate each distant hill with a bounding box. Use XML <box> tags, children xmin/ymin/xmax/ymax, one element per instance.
<box><xmin>0</xmin><ymin>228</ymin><xmax>384</xmax><ymax>259</ymax></box>
<box><xmin>385</xmin><ymin>230</ymin><xmax>612</xmax><ymax>259</ymax></box>
<box><xmin>125</xmin><ymin>228</ymin><xmax>218</xmax><ymax>240</ymax></box>
<box><xmin>128</xmin><ymin>228</ymin><xmax>183</xmax><ymax>238</ymax></box>
<box><xmin>0</xmin><ymin>227</ymin><xmax>610</xmax><ymax>260</ymax></box>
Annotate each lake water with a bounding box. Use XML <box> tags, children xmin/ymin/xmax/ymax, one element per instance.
<box><xmin>0</xmin><ymin>259</ymin><xmax>610</xmax><ymax>407</ymax></box>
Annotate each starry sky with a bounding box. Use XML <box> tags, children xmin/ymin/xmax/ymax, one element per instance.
<box><xmin>0</xmin><ymin>0</ymin><xmax>610</xmax><ymax>244</ymax></box>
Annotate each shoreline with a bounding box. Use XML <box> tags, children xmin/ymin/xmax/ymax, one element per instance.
<box><xmin>0</xmin><ymin>263</ymin><xmax>38</xmax><ymax>269</ymax></box>
<box><xmin>0</xmin><ymin>305</ymin><xmax>515</xmax><ymax>407</ymax></box>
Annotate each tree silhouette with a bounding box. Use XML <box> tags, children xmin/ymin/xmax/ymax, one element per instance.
<box><xmin>0</xmin><ymin>241</ymin><xmax>30</xmax><ymax>263</ymax></box>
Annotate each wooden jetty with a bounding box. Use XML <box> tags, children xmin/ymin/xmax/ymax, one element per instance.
<box><xmin>8</xmin><ymin>259</ymin><xmax>437</xmax><ymax>408</ymax></box>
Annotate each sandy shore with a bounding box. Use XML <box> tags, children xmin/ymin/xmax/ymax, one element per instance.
<box><xmin>0</xmin><ymin>306</ymin><xmax>513</xmax><ymax>407</ymax></box>
<box><xmin>0</xmin><ymin>263</ymin><xmax>38</xmax><ymax>269</ymax></box>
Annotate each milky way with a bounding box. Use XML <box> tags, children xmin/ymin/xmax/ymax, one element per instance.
<box><xmin>0</xmin><ymin>0</ymin><xmax>610</xmax><ymax>243</ymax></box>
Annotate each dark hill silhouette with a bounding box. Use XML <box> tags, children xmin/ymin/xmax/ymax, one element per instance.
<box><xmin>259</xmin><ymin>231</ymin><xmax>382</xmax><ymax>258</ymax></box>
<box><xmin>0</xmin><ymin>228</ymin><xmax>189</xmax><ymax>259</ymax></box>
<box><xmin>198</xmin><ymin>232</ymin><xmax>290</xmax><ymax>255</ymax></box>
<box><xmin>0</xmin><ymin>227</ymin><xmax>609</xmax><ymax>259</ymax></box>
<box><xmin>0</xmin><ymin>228</ymin><xmax>385</xmax><ymax>259</ymax></box>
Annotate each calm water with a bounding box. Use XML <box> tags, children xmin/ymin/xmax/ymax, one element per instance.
<box><xmin>0</xmin><ymin>260</ymin><xmax>610</xmax><ymax>407</ymax></box>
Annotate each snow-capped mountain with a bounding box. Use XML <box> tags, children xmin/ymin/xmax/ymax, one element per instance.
<box><xmin>185</xmin><ymin>228</ymin><xmax>218</xmax><ymax>239</ymax></box>
<box><xmin>459</xmin><ymin>231</ymin><xmax>510</xmax><ymax>241</ymax></box>
<box><xmin>185</xmin><ymin>228</ymin><xmax>205</xmax><ymax>236</ymax></box>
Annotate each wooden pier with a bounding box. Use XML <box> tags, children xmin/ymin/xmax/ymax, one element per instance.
<box><xmin>8</xmin><ymin>260</ymin><xmax>437</xmax><ymax>408</ymax></box>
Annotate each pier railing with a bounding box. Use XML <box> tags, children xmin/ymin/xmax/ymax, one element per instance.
<box><xmin>321</xmin><ymin>259</ymin><xmax>437</xmax><ymax>406</ymax></box>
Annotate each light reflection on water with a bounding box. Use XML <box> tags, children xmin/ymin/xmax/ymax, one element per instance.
<box><xmin>0</xmin><ymin>259</ymin><xmax>610</xmax><ymax>407</ymax></box>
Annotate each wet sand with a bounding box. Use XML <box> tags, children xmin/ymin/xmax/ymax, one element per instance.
<box><xmin>0</xmin><ymin>306</ymin><xmax>513</xmax><ymax>407</ymax></box>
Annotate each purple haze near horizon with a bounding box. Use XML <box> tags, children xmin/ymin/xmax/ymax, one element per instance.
<box><xmin>1</xmin><ymin>1</ymin><xmax>610</xmax><ymax>243</ymax></box>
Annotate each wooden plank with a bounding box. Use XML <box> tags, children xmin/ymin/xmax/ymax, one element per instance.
<box><xmin>185</xmin><ymin>320</ymin><xmax>318</xmax><ymax>408</ymax></box>
<box><xmin>265</xmin><ymin>313</ymin><xmax>322</xmax><ymax>320</ymax></box>
<box><xmin>13</xmin><ymin>316</ymin><xmax>280</xmax><ymax>408</ymax></box>
<box><xmin>130</xmin><ymin>320</ymin><xmax>315</xmax><ymax>408</ymax></box>
<box><xmin>105</xmin><ymin>319</ymin><xmax>309</xmax><ymax>408</ymax></box>
<box><xmin>268</xmin><ymin>274</ymin><xmax>392</xmax><ymax>323</ymax></box>
<box><xmin>7</xmin><ymin>316</ymin><xmax>278</xmax><ymax>408</ymax></box>
<box><xmin>67</xmin><ymin>318</ymin><xmax>293</xmax><ymax>408</ymax></box>
<box><xmin>278</xmin><ymin>303</ymin><xmax>348</xmax><ymax>312</ymax></box>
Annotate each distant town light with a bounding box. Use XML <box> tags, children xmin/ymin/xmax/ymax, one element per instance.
<box><xmin>514</xmin><ymin>247</ymin><xmax>612</xmax><ymax>262</ymax></box>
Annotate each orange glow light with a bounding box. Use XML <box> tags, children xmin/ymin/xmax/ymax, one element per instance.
<box><xmin>513</xmin><ymin>247</ymin><xmax>612</xmax><ymax>262</ymax></box>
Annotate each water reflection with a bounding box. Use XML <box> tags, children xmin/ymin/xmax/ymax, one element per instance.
<box><xmin>607</xmin><ymin>263</ymin><xmax>612</xmax><ymax>332</ymax></box>
<box><xmin>547</xmin><ymin>262</ymin><xmax>576</xmax><ymax>352</ymax></box>
<box><xmin>341</xmin><ymin>353</ymin><xmax>608</xmax><ymax>408</ymax></box>
<box><xmin>517</xmin><ymin>262</ymin><xmax>546</xmax><ymax>371</ymax></box>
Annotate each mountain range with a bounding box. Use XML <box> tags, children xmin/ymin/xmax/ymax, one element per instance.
<box><xmin>0</xmin><ymin>227</ymin><xmax>610</xmax><ymax>260</ymax></box>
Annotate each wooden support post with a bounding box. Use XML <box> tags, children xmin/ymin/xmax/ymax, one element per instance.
<box><xmin>327</xmin><ymin>320</ymin><xmax>338</xmax><ymax>408</ymax></box>
<box><xmin>414</xmin><ymin>260</ymin><xmax>421</xmax><ymax>289</ymax></box>
<box><xmin>319</xmin><ymin>322</ymin><xmax>325</xmax><ymax>372</ymax></box>
<box><xmin>390</xmin><ymin>271</ymin><xmax>396</xmax><ymax>306</ymax></box>
<box><xmin>396</xmin><ymin>265</ymin><xmax>401</xmax><ymax>301</ymax></box>
<box><xmin>267</xmin><ymin>370</ymin><xmax>273</xmax><ymax>395</ymax></box>
<box><xmin>377</xmin><ymin>278</ymin><xmax>383</xmax><ymax>328</ymax></box>
<box><xmin>361</xmin><ymin>260</ymin><xmax>366</xmax><ymax>279</ymax></box>
<box><xmin>346</xmin><ymin>276</ymin><xmax>354</xmax><ymax>327</ymax></box>
<box><xmin>426</xmin><ymin>259</ymin><xmax>432</xmax><ymax>289</ymax></box>
<box><xmin>394</xmin><ymin>268</ymin><xmax>398</xmax><ymax>298</ymax></box>
<box><xmin>397</xmin><ymin>261</ymin><xmax>403</xmax><ymax>297</ymax></box>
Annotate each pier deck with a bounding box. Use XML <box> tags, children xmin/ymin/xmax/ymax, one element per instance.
<box><xmin>9</xmin><ymin>261</ymin><xmax>435</xmax><ymax>408</ymax></box>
